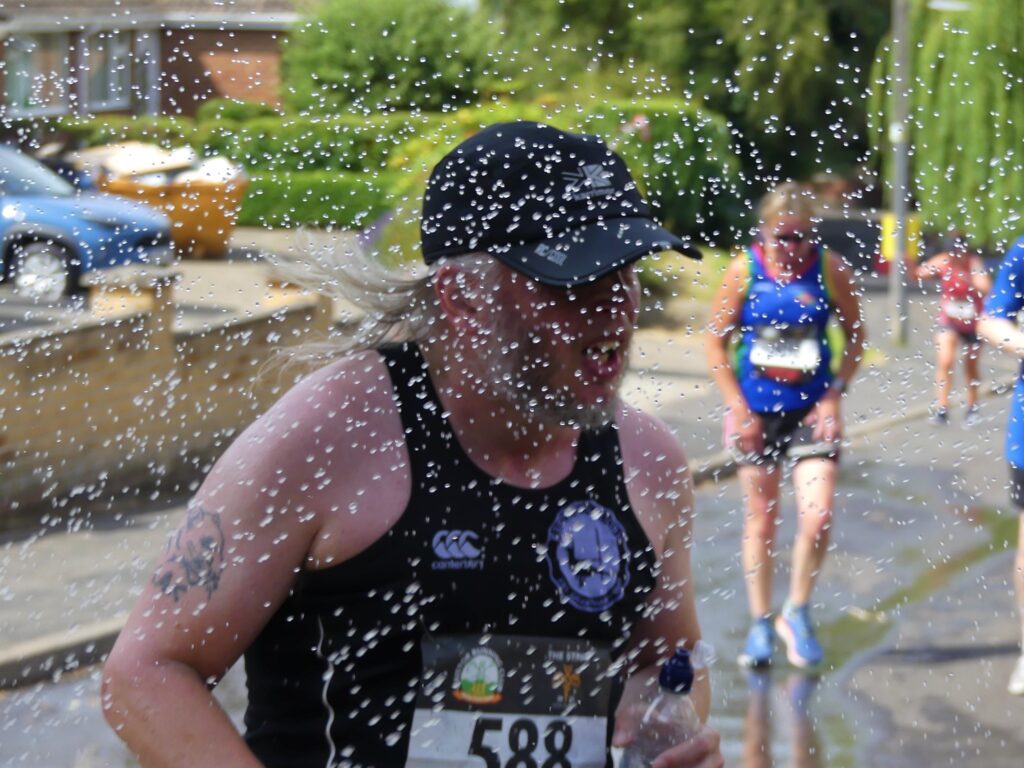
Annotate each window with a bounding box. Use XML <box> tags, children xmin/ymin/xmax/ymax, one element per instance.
<box><xmin>83</xmin><ymin>30</ymin><xmax>131</xmax><ymax>110</ymax></box>
<box><xmin>131</xmin><ymin>30</ymin><xmax>161</xmax><ymax>115</ymax></box>
<box><xmin>5</xmin><ymin>33</ymin><xmax>70</xmax><ymax>116</ymax></box>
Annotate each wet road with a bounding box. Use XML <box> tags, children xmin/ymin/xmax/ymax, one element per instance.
<box><xmin>1</xmin><ymin>399</ymin><xmax>1022</xmax><ymax>766</ymax></box>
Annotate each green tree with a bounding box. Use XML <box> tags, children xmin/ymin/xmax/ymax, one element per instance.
<box><xmin>716</xmin><ymin>0</ymin><xmax>890</xmax><ymax>180</ymax></box>
<box><xmin>873</xmin><ymin>0</ymin><xmax>1024</xmax><ymax>246</ymax></box>
<box><xmin>283</xmin><ymin>0</ymin><xmax>505</xmax><ymax>114</ymax></box>
<box><xmin>482</xmin><ymin>0</ymin><xmax>890</xmax><ymax>181</ymax></box>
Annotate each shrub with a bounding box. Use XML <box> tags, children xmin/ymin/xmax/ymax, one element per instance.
<box><xmin>575</xmin><ymin>100</ymin><xmax>749</xmax><ymax>247</ymax></box>
<box><xmin>283</xmin><ymin>0</ymin><xmax>504</xmax><ymax>114</ymax></box>
<box><xmin>195</xmin><ymin>112</ymin><xmax>444</xmax><ymax>174</ymax></box>
<box><xmin>56</xmin><ymin>115</ymin><xmax>197</xmax><ymax>150</ymax></box>
<box><xmin>237</xmin><ymin>171</ymin><xmax>391</xmax><ymax>229</ymax></box>
<box><xmin>195</xmin><ymin>98</ymin><xmax>280</xmax><ymax>125</ymax></box>
<box><xmin>55</xmin><ymin>111</ymin><xmax>444</xmax><ymax>177</ymax></box>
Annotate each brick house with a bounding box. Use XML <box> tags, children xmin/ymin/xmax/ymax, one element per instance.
<box><xmin>0</xmin><ymin>0</ymin><xmax>300</xmax><ymax>119</ymax></box>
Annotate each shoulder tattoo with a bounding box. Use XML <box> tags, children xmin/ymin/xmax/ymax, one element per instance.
<box><xmin>152</xmin><ymin>505</ymin><xmax>227</xmax><ymax>602</ymax></box>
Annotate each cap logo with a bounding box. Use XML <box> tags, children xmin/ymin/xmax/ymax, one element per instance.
<box><xmin>534</xmin><ymin>242</ymin><xmax>567</xmax><ymax>266</ymax></box>
<box><xmin>562</xmin><ymin>163</ymin><xmax>614</xmax><ymax>201</ymax></box>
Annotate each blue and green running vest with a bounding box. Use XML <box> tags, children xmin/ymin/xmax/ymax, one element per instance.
<box><xmin>734</xmin><ymin>244</ymin><xmax>834</xmax><ymax>413</ymax></box>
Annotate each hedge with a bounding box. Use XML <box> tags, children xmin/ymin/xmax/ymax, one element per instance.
<box><xmin>196</xmin><ymin>111</ymin><xmax>444</xmax><ymax>174</ymax></box>
<box><xmin>576</xmin><ymin>99</ymin><xmax>749</xmax><ymax>247</ymax></box>
<box><xmin>55</xmin><ymin>114</ymin><xmax>197</xmax><ymax>149</ymax></box>
<box><xmin>49</xmin><ymin>111</ymin><xmax>445</xmax><ymax>177</ymax></box>
<box><xmin>237</xmin><ymin>171</ymin><xmax>392</xmax><ymax>229</ymax></box>
<box><xmin>194</xmin><ymin>98</ymin><xmax>280</xmax><ymax>125</ymax></box>
<box><xmin>41</xmin><ymin>99</ymin><xmax>748</xmax><ymax>253</ymax></box>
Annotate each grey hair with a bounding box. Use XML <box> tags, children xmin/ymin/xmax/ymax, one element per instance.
<box><xmin>267</xmin><ymin>231</ymin><xmax>499</xmax><ymax>370</ymax></box>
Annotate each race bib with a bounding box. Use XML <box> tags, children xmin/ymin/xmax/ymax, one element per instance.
<box><xmin>406</xmin><ymin>635</ymin><xmax>613</xmax><ymax>768</ymax></box>
<box><xmin>945</xmin><ymin>300</ymin><xmax>976</xmax><ymax>322</ymax></box>
<box><xmin>749</xmin><ymin>326</ymin><xmax>821</xmax><ymax>382</ymax></box>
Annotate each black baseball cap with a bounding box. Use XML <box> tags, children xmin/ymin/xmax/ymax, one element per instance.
<box><xmin>420</xmin><ymin>121</ymin><xmax>701</xmax><ymax>287</ymax></box>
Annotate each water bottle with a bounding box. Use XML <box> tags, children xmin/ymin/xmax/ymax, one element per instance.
<box><xmin>619</xmin><ymin>648</ymin><xmax>701</xmax><ymax>767</ymax></box>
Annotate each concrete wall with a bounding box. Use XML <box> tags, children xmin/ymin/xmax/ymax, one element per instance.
<box><xmin>0</xmin><ymin>274</ymin><xmax>331</xmax><ymax>518</ymax></box>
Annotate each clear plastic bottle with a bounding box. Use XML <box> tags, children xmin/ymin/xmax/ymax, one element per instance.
<box><xmin>619</xmin><ymin>648</ymin><xmax>701</xmax><ymax>768</ymax></box>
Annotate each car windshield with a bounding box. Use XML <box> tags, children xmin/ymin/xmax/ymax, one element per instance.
<box><xmin>0</xmin><ymin>147</ymin><xmax>74</xmax><ymax>197</ymax></box>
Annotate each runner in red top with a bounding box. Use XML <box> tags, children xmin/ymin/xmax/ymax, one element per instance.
<box><xmin>914</xmin><ymin>230</ymin><xmax>992</xmax><ymax>425</ymax></box>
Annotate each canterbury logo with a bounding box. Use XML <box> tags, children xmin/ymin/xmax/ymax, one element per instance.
<box><xmin>432</xmin><ymin>530</ymin><xmax>482</xmax><ymax>560</ymax></box>
<box><xmin>562</xmin><ymin>163</ymin><xmax>614</xmax><ymax>200</ymax></box>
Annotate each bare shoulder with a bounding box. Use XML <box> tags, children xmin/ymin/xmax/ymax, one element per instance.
<box><xmin>722</xmin><ymin>252</ymin><xmax>750</xmax><ymax>285</ymax></box>
<box><xmin>194</xmin><ymin>349</ymin><xmax>410</xmax><ymax>562</ymax></box>
<box><xmin>109</xmin><ymin>350</ymin><xmax>410</xmax><ymax>678</ymax></box>
<box><xmin>615</xmin><ymin>402</ymin><xmax>693</xmax><ymax>556</ymax></box>
<box><xmin>707</xmin><ymin>253</ymin><xmax>751</xmax><ymax>333</ymax></box>
<box><xmin>200</xmin><ymin>351</ymin><xmax>398</xmax><ymax>499</ymax></box>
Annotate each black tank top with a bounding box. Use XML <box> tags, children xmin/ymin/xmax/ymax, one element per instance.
<box><xmin>243</xmin><ymin>343</ymin><xmax>658</xmax><ymax>767</ymax></box>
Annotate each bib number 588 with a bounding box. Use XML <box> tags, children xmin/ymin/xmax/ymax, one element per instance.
<box><xmin>469</xmin><ymin>717</ymin><xmax>573</xmax><ymax>768</ymax></box>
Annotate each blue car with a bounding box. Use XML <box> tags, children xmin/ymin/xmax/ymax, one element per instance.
<box><xmin>0</xmin><ymin>146</ymin><xmax>173</xmax><ymax>302</ymax></box>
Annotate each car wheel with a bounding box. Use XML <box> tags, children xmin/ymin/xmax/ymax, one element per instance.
<box><xmin>8</xmin><ymin>241</ymin><xmax>74</xmax><ymax>303</ymax></box>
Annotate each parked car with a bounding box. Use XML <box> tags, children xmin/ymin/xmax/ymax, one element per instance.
<box><xmin>0</xmin><ymin>146</ymin><xmax>173</xmax><ymax>303</ymax></box>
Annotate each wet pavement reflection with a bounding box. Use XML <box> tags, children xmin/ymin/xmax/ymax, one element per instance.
<box><xmin>741</xmin><ymin>671</ymin><xmax>821</xmax><ymax>768</ymax></box>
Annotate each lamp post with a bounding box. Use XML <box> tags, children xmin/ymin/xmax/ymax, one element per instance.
<box><xmin>888</xmin><ymin>0</ymin><xmax>975</xmax><ymax>344</ymax></box>
<box><xmin>889</xmin><ymin>0</ymin><xmax>911</xmax><ymax>344</ymax></box>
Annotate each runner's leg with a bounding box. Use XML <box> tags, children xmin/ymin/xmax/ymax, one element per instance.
<box><xmin>788</xmin><ymin>457</ymin><xmax>837</xmax><ymax>606</ymax></box>
<box><xmin>742</xmin><ymin>672</ymin><xmax>772</xmax><ymax>768</ymax></box>
<box><xmin>1007</xmin><ymin>470</ymin><xmax>1024</xmax><ymax>694</ymax></box>
<box><xmin>934</xmin><ymin>329</ymin><xmax>957</xmax><ymax>411</ymax></box>
<box><xmin>964</xmin><ymin>338</ymin><xmax>982</xmax><ymax>410</ymax></box>
<box><xmin>740</xmin><ymin>463</ymin><xmax>782</xmax><ymax>619</ymax></box>
<box><xmin>1015</xmin><ymin>513</ymin><xmax>1024</xmax><ymax>648</ymax></box>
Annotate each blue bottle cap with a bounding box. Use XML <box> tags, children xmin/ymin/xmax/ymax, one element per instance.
<box><xmin>659</xmin><ymin>648</ymin><xmax>695</xmax><ymax>693</ymax></box>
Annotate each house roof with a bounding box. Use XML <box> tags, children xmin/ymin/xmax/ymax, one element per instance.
<box><xmin>0</xmin><ymin>0</ymin><xmax>305</xmax><ymax>31</ymax></box>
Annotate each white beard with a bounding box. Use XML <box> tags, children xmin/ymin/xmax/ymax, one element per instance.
<box><xmin>466</xmin><ymin>316</ymin><xmax>624</xmax><ymax>431</ymax></box>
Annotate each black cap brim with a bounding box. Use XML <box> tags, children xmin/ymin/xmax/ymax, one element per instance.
<box><xmin>489</xmin><ymin>216</ymin><xmax>702</xmax><ymax>288</ymax></box>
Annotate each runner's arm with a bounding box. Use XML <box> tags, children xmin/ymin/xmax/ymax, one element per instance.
<box><xmin>970</xmin><ymin>255</ymin><xmax>993</xmax><ymax>295</ymax></box>
<box><xmin>980</xmin><ymin>241</ymin><xmax>1024</xmax><ymax>356</ymax></box>
<box><xmin>617</xmin><ymin>405</ymin><xmax>709</xmax><ymax>719</ymax></box>
<box><xmin>913</xmin><ymin>253</ymin><xmax>947</xmax><ymax>281</ymax></box>
<box><xmin>102</xmin><ymin>356</ymin><xmax>390</xmax><ymax>767</ymax></box>
<box><xmin>704</xmin><ymin>256</ymin><xmax>749</xmax><ymax>415</ymax></box>
<box><xmin>978</xmin><ymin>317</ymin><xmax>1024</xmax><ymax>357</ymax></box>
<box><xmin>614</xmin><ymin>408</ymin><xmax>723</xmax><ymax>767</ymax></box>
<box><xmin>827</xmin><ymin>253</ymin><xmax>866</xmax><ymax>390</ymax></box>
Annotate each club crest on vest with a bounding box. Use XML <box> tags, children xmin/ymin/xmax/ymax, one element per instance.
<box><xmin>546</xmin><ymin>500</ymin><xmax>631</xmax><ymax>613</ymax></box>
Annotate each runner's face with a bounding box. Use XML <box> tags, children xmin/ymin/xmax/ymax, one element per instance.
<box><xmin>765</xmin><ymin>215</ymin><xmax>813</xmax><ymax>264</ymax></box>
<box><xmin>476</xmin><ymin>264</ymin><xmax>640</xmax><ymax>428</ymax></box>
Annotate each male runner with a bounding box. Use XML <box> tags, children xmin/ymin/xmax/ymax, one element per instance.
<box><xmin>978</xmin><ymin>234</ymin><xmax>1024</xmax><ymax>695</ymax></box>
<box><xmin>102</xmin><ymin>122</ymin><xmax>723</xmax><ymax>767</ymax></box>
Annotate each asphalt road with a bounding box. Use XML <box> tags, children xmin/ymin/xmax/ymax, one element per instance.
<box><xmin>2</xmin><ymin>398</ymin><xmax>1021</xmax><ymax>767</ymax></box>
<box><xmin>3</xmin><ymin>231</ymin><xmax>1022</xmax><ymax>765</ymax></box>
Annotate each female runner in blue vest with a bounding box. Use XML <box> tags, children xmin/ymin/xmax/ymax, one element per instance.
<box><xmin>705</xmin><ymin>183</ymin><xmax>865</xmax><ymax>669</ymax></box>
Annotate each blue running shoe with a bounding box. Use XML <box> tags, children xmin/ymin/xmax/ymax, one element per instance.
<box><xmin>964</xmin><ymin>405</ymin><xmax>982</xmax><ymax>428</ymax></box>
<box><xmin>775</xmin><ymin>605</ymin><xmax>824</xmax><ymax>669</ymax></box>
<box><xmin>786</xmin><ymin>672</ymin><xmax>820</xmax><ymax>716</ymax></box>
<box><xmin>738</xmin><ymin>617</ymin><xmax>775</xmax><ymax>668</ymax></box>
